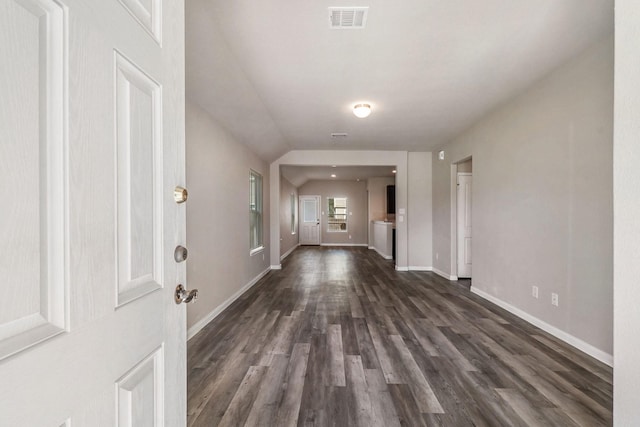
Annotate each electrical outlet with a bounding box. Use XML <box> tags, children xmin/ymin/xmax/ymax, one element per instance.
<box><xmin>349</xmin><ymin>235</ymin><xmax>352</xmax><ymax>239</ymax></box>
<box><xmin>551</xmin><ymin>293</ymin><xmax>559</xmax><ymax>306</ymax></box>
<box><xmin>532</xmin><ymin>286</ymin><xmax>539</xmax><ymax>299</ymax></box>
<box><xmin>436</xmin><ymin>253</ymin><xmax>439</xmax><ymax>260</ymax></box>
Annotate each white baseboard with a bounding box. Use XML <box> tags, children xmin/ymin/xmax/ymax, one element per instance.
<box><xmin>408</xmin><ymin>266</ymin><xmax>433</xmax><ymax>271</ymax></box>
<box><xmin>369</xmin><ymin>246</ymin><xmax>392</xmax><ymax>260</ymax></box>
<box><xmin>270</xmin><ymin>264</ymin><xmax>282</xmax><ymax>270</ymax></box>
<box><xmin>187</xmin><ymin>267</ymin><xmax>271</xmax><ymax>341</ymax></box>
<box><xmin>470</xmin><ymin>286</ymin><xmax>613</xmax><ymax>367</ymax></box>
<box><xmin>280</xmin><ymin>244</ymin><xmax>299</xmax><ymax>261</ymax></box>
<box><xmin>433</xmin><ymin>267</ymin><xmax>458</xmax><ymax>281</ymax></box>
<box><xmin>320</xmin><ymin>243</ymin><xmax>368</xmax><ymax>247</ymax></box>
<box><xmin>395</xmin><ymin>266</ymin><xmax>409</xmax><ymax>271</ymax></box>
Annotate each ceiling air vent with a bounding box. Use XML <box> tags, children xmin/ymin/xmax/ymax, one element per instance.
<box><xmin>329</xmin><ymin>7</ymin><xmax>369</xmax><ymax>29</ymax></box>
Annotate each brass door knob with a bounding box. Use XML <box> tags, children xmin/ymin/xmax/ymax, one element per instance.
<box><xmin>174</xmin><ymin>186</ymin><xmax>188</xmax><ymax>203</ymax></box>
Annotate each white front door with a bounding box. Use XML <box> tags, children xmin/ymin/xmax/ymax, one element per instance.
<box><xmin>0</xmin><ymin>0</ymin><xmax>187</xmax><ymax>425</ymax></box>
<box><xmin>299</xmin><ymin>195</ymin><xmax>321</xmax><ymax>245</ymax></box>
<box><xmin>457</xmin><ymin>173</ymin><xmax>472</xmax><ymax>278</ymax></box>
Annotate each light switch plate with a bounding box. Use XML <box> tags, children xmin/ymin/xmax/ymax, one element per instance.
<box><xmin>398</xmin><ymin>208</ymin><xmax>405</xmax><ymax>215</ymax></box>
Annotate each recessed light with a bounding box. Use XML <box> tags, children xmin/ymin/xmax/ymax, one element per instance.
<box><xmin>331</xmin><ymin>174</ymin><xmax>337</xmax><ymax>178</ymax></box>
<box><xmin>332</xmin><ymin>165</ymin><xmax>337</xmax><ymax>168</ymax></box>
<box><xmin>392</xmin><ymin>169</ymin><xmax>397</xmax><ymax>174</ymax></box>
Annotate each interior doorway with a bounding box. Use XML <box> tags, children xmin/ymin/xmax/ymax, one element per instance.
<box><xmin>453</xmin><ymin>158</ymin><xmax>473</xmax><ymax>279</ymax></box>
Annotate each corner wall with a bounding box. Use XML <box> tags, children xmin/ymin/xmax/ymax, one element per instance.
<box><xmin>280</xmin><ymin>176</ymin><xmax>299</xmax><ymax>259</ymax></box>
<box><xmin>185</xmin><ymin>100</ymin><xmax>271</xmax><ymax>335</ymax></box>
<box><xmin>408</xmin><ymin>152</ymin><xmax>433</xmax><ymax>269</ymax></box>
<box><xmin>432</xmin><ymin>37</ymin><xmax>614</xmax><ymax>361</ymax></box>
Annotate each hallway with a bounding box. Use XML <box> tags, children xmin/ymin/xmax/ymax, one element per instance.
<box><xmin>187</xmin><ymin>247</ymin><xmax>612</xmax><ymax>426</ymax></box>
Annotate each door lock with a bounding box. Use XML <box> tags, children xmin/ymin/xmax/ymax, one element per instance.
<box><xmin>174</xmin><ymin>245</ymin><xmax>188</xmax><ymax>262</ymax></box>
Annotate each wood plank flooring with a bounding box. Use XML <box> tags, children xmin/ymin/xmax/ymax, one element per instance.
<box><xmin>187</xmin><ymin>247</ymin><xmax>612</xmax><ymax>426</ymax></box>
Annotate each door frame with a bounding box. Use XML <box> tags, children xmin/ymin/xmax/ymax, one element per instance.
<box><xmin>450</xmin><ymin>157</ymin><xmax>473</xmax><ymax>280</ymax></box>
<box><xmin>456</xmin><ymin>172</ymin><xmax>472</xmax><ymax>278</ymax></box>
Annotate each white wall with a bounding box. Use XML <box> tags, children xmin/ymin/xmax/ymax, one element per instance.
<box><xmin>614</xmin><ymin>1</ymin><xmax>640</xmax><ymax>422</ymax></box>
<box><xmin>432</xmin><ymin>36</ymin><xmax>614</xmax><ymax>362</ymax></box>
<box><xmin>457</xmin><ymin>158</ymin><xmax>472</xmax><ymax>173</ymax></box>
<box><xmin>279</xmin><ymin>176</ymin><xmax>299</xmax><ymax>259</ymax></box>
<box><xmin>298</xmin><ymin>180</ymin><xmax>368</xmax><ymax>245</ymax></box>
<box><xmin>408</xmin><ymin>152</ymin><xmax>433</xmax><ymax>269</ymax></box>
<box><xmin>186</xmin><ymin>100</ymin><xmax>271</xmax><ymax>333</ymax></box>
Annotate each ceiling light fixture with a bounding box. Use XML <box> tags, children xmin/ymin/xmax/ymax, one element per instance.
<box><xmin>353</xmin><ymin>103</ymin><xmax>371</xmax><ymax>118</ymax></box>
<box><xmin>392</xmin><ymin>169</ymin><xmax>397</xmax><ymax>174</ymax></box>
<box><xmin>331</xmin><ymin>174</ymin><xmax>337</xmax><ymax>178</ymax></box>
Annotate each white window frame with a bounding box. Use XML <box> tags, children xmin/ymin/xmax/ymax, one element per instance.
<box><xmin>290</xmin><ymin>193</ymin><xmax>297</xmax><ymax>235</ymax></box>
<box><xmin>249</xmin><ymin>169</ymin><xmax>263</xmax><ymax>254</ymax></box>
<box><xmin>327</xmin><ymin>196</ymin><xmax>348</xmax><ymax>233</ymax></box>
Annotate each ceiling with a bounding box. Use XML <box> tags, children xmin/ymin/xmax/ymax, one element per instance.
<box><xmin>186</xmin><ymin>0</ymin><xmax>613</xmax><ymax>163</ymax></box>
<box><xmin>281</xmin><ymin>165</ymin><xmax>395</xmax><ymax>188</ymax></box>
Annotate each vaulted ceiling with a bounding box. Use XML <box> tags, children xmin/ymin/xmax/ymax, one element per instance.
<box><xmin>186</xmin><ymin>0</ymin><xmax>613</xmax><ymax>163</ymax></box>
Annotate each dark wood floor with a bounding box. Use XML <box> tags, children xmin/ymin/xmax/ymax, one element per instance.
<box><xmin>187</xmin><ymin>247</ymin><xmax>612</xmax><ymax>426</ymax></box>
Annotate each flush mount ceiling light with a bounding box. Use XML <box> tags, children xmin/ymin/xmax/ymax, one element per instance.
<box><xmin>392</xmin><ymin>169</ymin><xmax>397</xmax><ymax>174</ymax></box>
<box><xmin>331</xmin><ymin>174</ymin><xmax>337</xmax><ymax>178</ymax></box>
<box><xmin>353</xmin><ymin>103</ymin><xmax>371</xmax><ymax>118</ymax></box>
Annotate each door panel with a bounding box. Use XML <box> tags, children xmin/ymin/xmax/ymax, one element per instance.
<box><xmin>0</xmin><ymin>0</ymin><xmax>67</xmax><ymax>362</ymax></box>
<box><xmin>0</xmin><ymin>0</ymin><xmax>186</xmax><ymax>425</ymax></box>
<box><xmin>299</xmin><ymin>196</ymin><xmax>320</xmax><ymax>245</ymax></box>
<box><xmin>115</xmin><ymin>51</ymin><xmax>164</xmax><ymax>307</ymax></box>
<box><xmin>117</xmin><ymin>346</ymin><xmax>164</xmax><ymax>427</ymax></box>
<box><xmin>457</xmin><ymin>174</ymin><xmax>472</xmax><ymax>278</ymax></box>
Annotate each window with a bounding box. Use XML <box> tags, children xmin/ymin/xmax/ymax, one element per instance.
<box><xmin>290</xmin><ymin>193</ymin><xmax>296</xmax><ymax>234</ymax></box>
<box><xmin>327</xmin><ymin>197</ymin><xmax>347</xmax><ymax>232</ymax></box>
<box><xmin>249</xmin><ymin>170</ymin><xmax>263</xmax><ymax>252</ymax></box>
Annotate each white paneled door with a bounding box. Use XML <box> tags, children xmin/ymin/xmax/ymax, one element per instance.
<box><xmin>0</xmin><ymin>0</ymin><xmax>187</xmax><ymax>425</ymax></box>
<box><xmin>457</xmin><ymin>173</ymin><xmax>472</xmax><ymax>278</ymax></box>
<box><xmin>299</xmin><ymin>195</ymin><xmax>321</xmax><ymax>245</ymax></box>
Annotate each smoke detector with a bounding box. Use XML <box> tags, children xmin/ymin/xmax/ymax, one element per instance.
<box><xmin>328</xmin><ymin>7</ymin><xmax>369</xmax><ymax>29</ymax></box>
